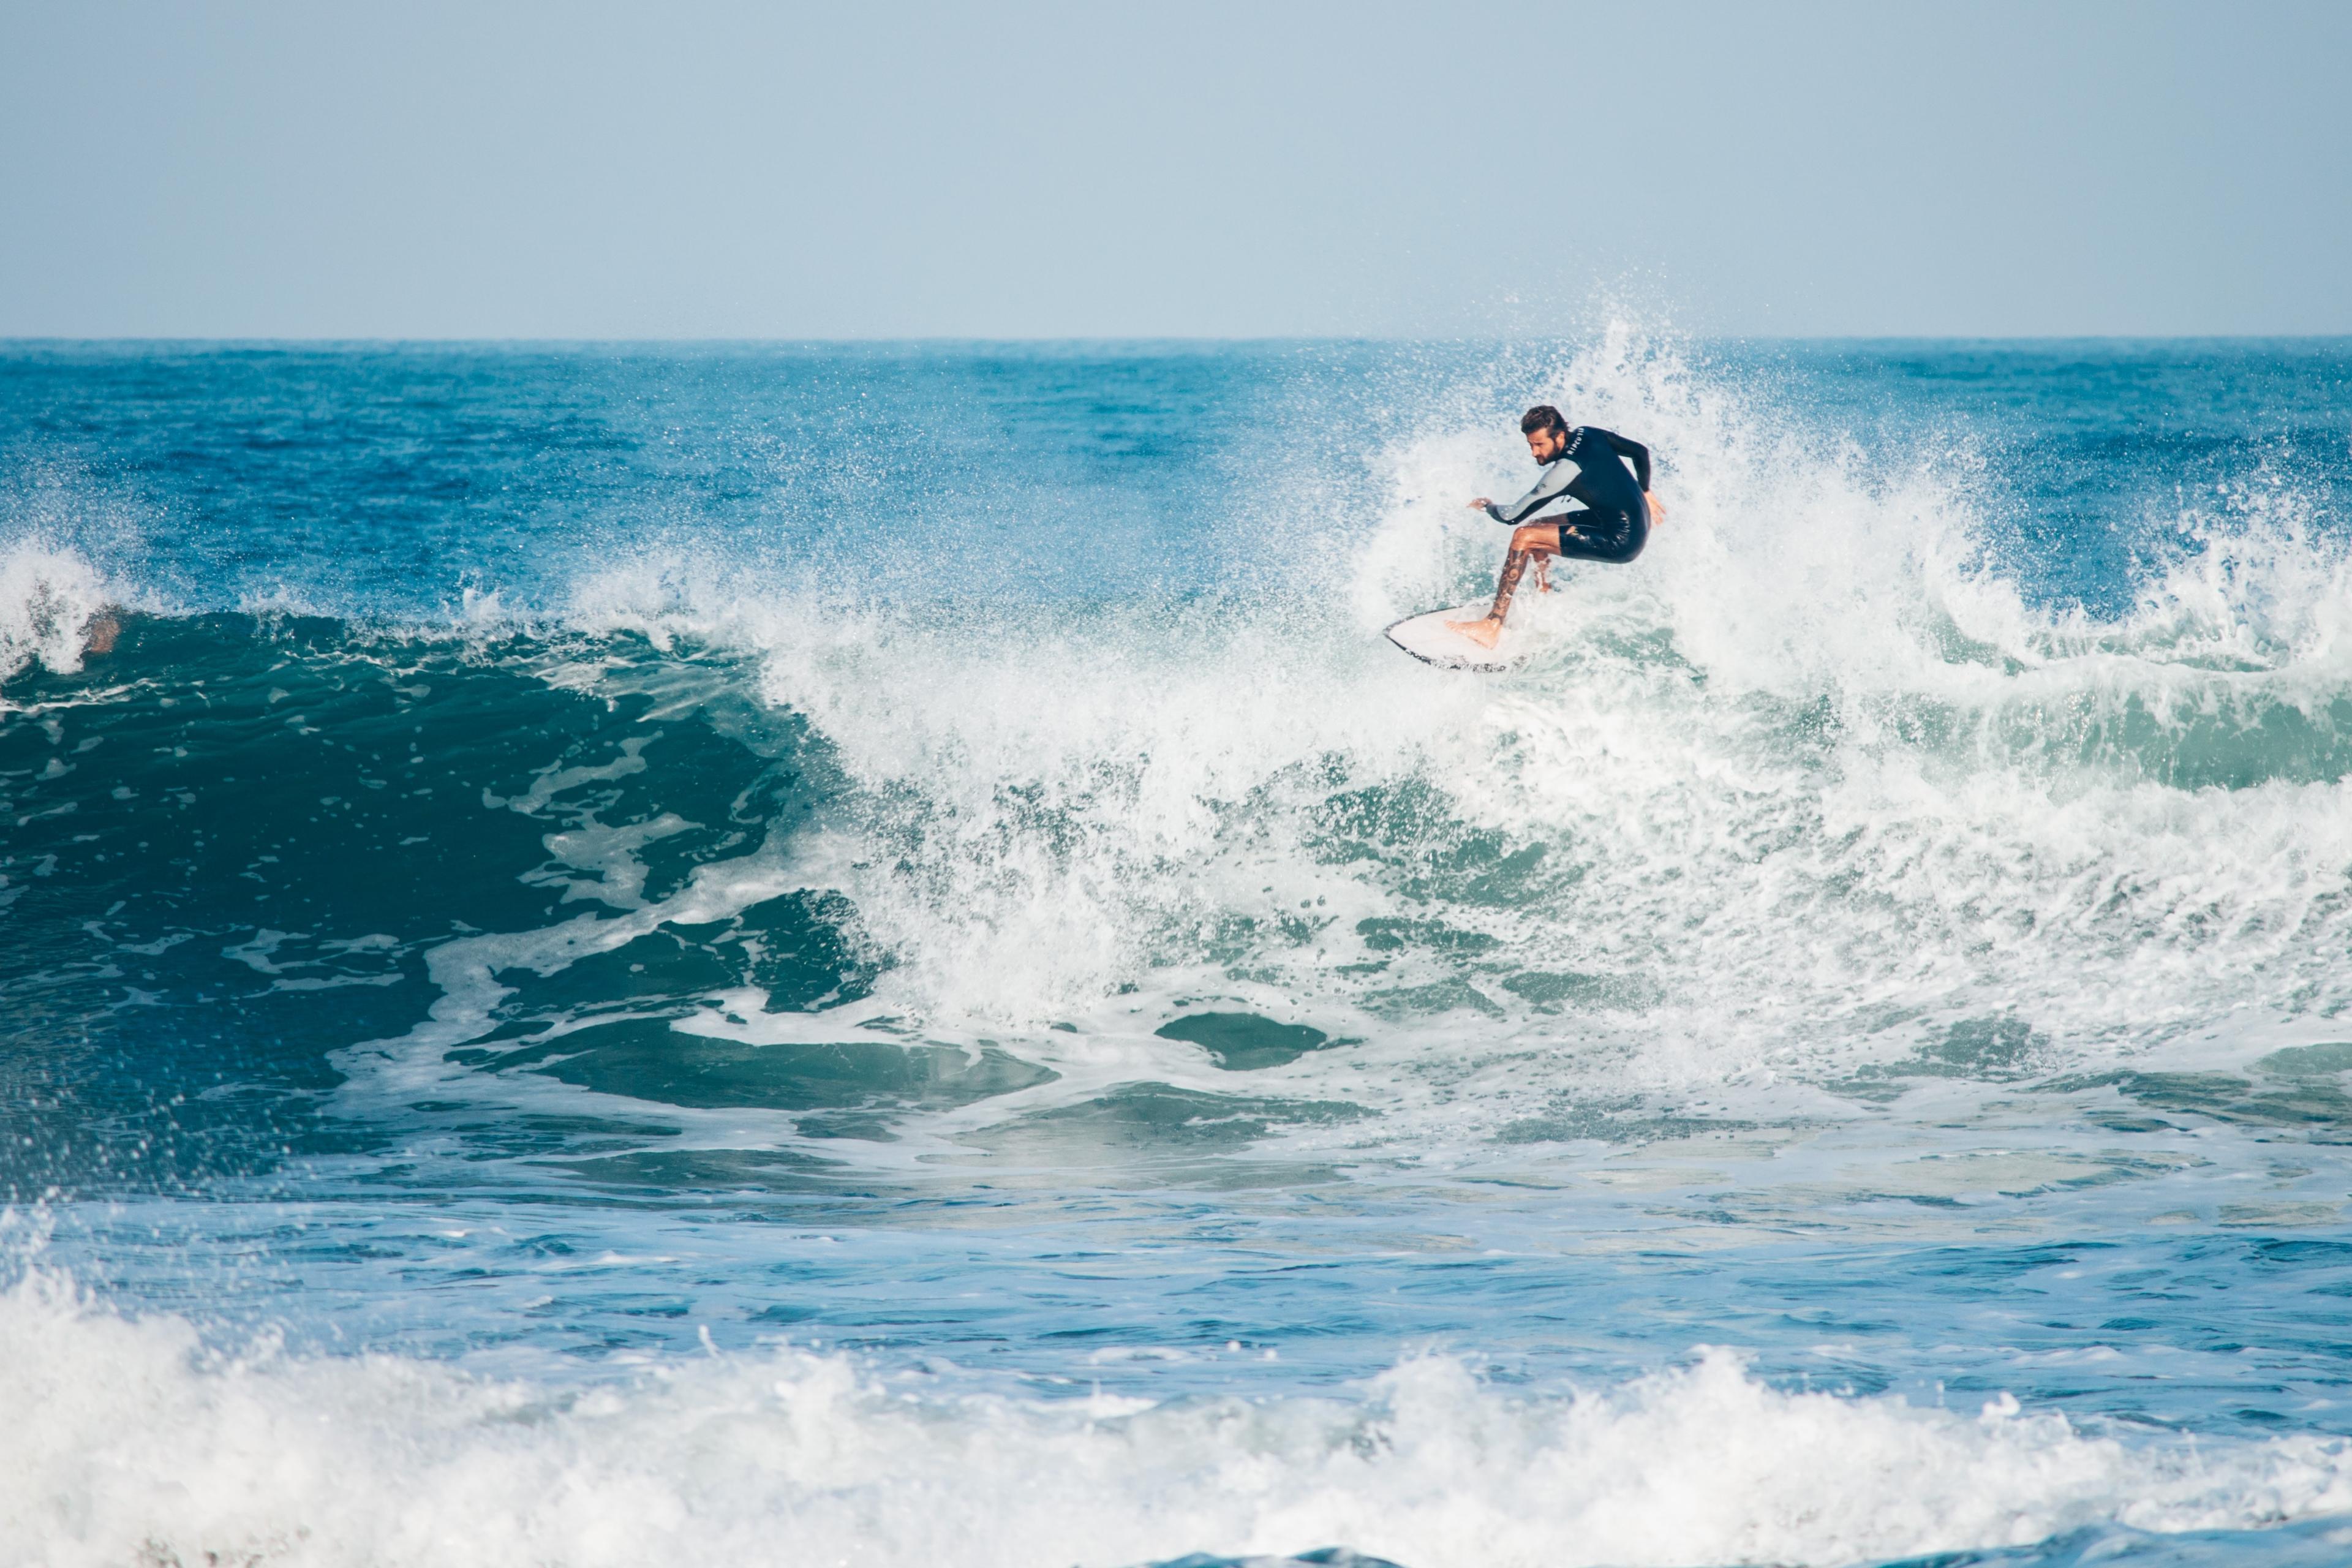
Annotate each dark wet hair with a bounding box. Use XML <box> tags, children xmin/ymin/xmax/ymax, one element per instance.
<box><xmin>1520</xmin><ymin>404</ymin><xmax>1567</xmax><ymax>435</ymax></box>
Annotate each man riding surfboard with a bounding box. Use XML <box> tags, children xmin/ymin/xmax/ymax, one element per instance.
<box><xmin>1447</xmin><ymin>404</ymin><xmax>1665</xmax><ymax>649</ymax></box>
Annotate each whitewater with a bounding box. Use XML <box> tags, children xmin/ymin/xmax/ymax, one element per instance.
<box><xmin>3</xmin><ymin>333</ymin><xmax>2351</xmax><ymax>1568</ymax></box>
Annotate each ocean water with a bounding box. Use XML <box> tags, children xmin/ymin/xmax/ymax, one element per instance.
<box><xmin>4</xmin><ymin>333</ymin><xmax>2352</xmax><ymax>1568</ymax></box>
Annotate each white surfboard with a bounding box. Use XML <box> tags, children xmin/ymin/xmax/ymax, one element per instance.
<box><xmin>1383</xmin><ymin>605</ymin><xmax>1528</xmax><ymax>673</ymax></box>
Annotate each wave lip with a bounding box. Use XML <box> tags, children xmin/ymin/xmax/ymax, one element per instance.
<box><xmin>8</xmin><ymin>1267</ymin><xmax>2352</xmax><ymax>1568</ymax></box>
<box><xmin>0</xmin><ymin>540</ymin><xmax>115</xmax><ymax>686</ymax></box>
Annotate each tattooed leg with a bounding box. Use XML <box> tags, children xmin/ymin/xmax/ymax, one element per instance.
<box><xmin>1487</xmin><ymin>545</ymin><xmax>1533</xmax><ymax>619</ymax></box>
<box><xmin>1447</xmin><ymin>523</ymin><xmax>1558</xmax><ymax>648</ymax></box>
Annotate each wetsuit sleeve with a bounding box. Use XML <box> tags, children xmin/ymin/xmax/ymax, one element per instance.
<box><xmin>1597</xmin><ymin>429</ymin><xmax>1651</xmax><ymax>492</ymax></box>
<box><xmin>1482</xmin><ymin>464</ymin><xmax>1572</xmax><ymax>525</ymax></box>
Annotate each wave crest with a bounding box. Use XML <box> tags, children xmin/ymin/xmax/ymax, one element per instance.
<box><xmin>6</xmin><ymin>1265</ymin><xmax>2350</xmax><ymax>1568</ymax></box>
<box><xmin>0</xmin><ymin>538</ymin><xmax>115</xmax><ymax>685</ymax></box>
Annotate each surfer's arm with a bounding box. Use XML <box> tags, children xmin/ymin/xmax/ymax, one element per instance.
<box><xmin>1596</xmin><ymin>429</ymin><xmax>1652</xmax><ymax>492</ymax></box>
<box><xmin>1481</xmin><ymin>469</ymin><xmax>1569</xmax><ymax>525</ymax></box>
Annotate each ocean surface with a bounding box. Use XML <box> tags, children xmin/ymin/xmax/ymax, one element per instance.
<box><xmin>4</xmin><ymin>333</ymin><xmax>2352</xmax><ymax>1568</ymax></box>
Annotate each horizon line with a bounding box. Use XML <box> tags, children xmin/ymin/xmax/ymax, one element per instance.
<box><xmin>5</xmin><ymin>332</ymin><xmax>2351</xmax><ymax>350</ymax></box>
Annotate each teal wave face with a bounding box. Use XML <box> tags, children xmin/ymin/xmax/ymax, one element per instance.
<box><xmin>0</xmin><ymin>616</ymin><xmax>869</xmax><ymax>1194</ymax></box>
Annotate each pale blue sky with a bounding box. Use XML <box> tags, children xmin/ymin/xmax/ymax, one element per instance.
<box><xmin>4</xmin><ymin>1</ymin><xmax>2347</xmax><ymax>338</ymax></box>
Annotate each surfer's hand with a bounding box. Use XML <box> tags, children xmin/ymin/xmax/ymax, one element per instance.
<box><xmin>1646</xmin><ymin>494</ymin><xmax>1667</xmax><ymax>526</ymax></box>
<box><xmin>1468</xmin><ymin>497</ymin><xmax>1491</xmax><ymax>510</ymax></box>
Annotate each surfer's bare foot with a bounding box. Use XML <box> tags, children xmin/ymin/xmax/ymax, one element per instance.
<box><xmin>1445</xmin><ymin>616</ymin><xmax>1503</xmax><ymax>649</ymax></box>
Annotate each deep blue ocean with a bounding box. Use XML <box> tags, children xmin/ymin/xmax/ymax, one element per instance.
<box><xmin>5</xmin><ymin>333</ymin><xmax>2352</xmax><ymax>1567</ymax></box>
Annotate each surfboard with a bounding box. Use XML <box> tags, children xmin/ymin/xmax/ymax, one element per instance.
<box><xmin>1383</xmin><ymin>605</ymin><xmax>1527</xmax><ymax>673</ymax></box>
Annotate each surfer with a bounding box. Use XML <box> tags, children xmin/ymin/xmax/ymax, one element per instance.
<box><xmin>1446</xmin><ymin>405</ymin><xmax>1664</xmax><ymax>648</ymax></box>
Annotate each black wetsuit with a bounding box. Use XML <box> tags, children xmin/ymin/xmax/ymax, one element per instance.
<box><xmin>1483</xmin><ymin>426</ymin><xmax>1653</xmax><ymax>564</ymax></box>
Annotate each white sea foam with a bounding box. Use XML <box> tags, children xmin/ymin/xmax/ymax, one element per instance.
<box><xmin>300</xmin><ymin>328</ymin><xmax>2352</xmax><ymax>1139</ymax></box>
<box><xmin>4</xmin><ymin>1265</ymin><xmax>2347</xmax><ymax>1568</ymax></box>
<box><xmin>0</xmin><ymin>538</ymin><xmax>116</xmax><ymax>686</ymax></box>
<box><xmin>518</xmin><ymin>328</ymin><xmax>2348</xmax><ymax>1085</ymax></box>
